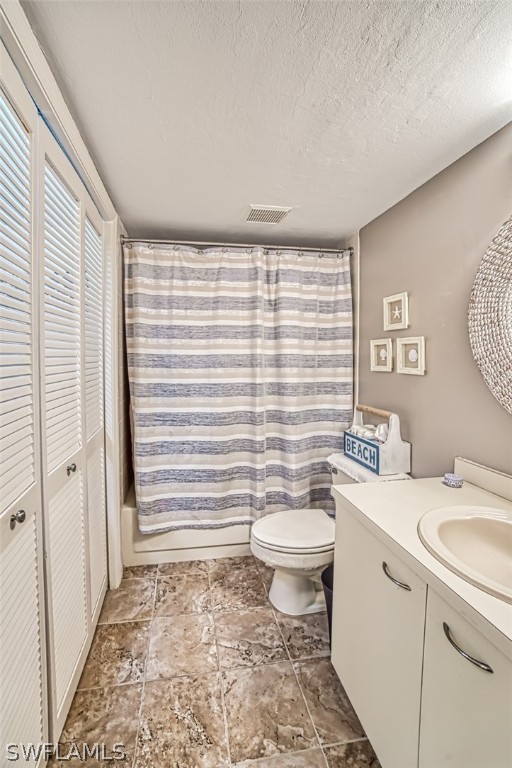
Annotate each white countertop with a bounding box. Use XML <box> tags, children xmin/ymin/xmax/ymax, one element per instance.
<box><xmin>332</xmin><ymin>477</ymin><xmax>512</xmax><ymax>659</ymax></box>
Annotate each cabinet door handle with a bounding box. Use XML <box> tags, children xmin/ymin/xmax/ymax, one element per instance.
<box><xmin>10</xmin><ymin>509</ymin><xmax>26</xmax><ymax>530</ymax></box>
<box><xmin>443</xmin><ymin>622</ymin><xmax>493</xmax><ymax>673</ymax></box>
<box><xmin>66</xmin><ymin>463</ymin><xmax>77</xmax><ymax>476</ymax></box>
<box><xmin>382</xmin><ymin>561</ymin><xmax>411</xmax><ymax>591</ymax></box>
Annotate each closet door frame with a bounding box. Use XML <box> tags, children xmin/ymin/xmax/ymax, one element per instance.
<box><xmin>1</xmin><ymin>19</ymin><xmax>113</xmax><ymax>744</ymax></box>
<box><xmin>0</xmin><ymin>40</ymin><xmax>49</xmax><ymax>761</ymax></box>
<box><xmin>37</xmin><ymin>121</ymin><xmax>94</xmax><ymax>741</ymax></box>
<box><xmin>83</xmin><ymin>199</ymin><xmax>108</xmax><ymax>625</ymax></box>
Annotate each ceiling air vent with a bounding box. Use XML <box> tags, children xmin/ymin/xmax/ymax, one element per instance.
<box><xmin>246</xmin><ymin>205</ymin><xmax>292</xmax><ymax>224</ymax></box>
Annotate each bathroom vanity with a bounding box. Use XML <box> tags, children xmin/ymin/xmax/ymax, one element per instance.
<box><xmin>331</xmin><ymin>461</ymin><xmax>512</xmax><ymax>768</ymax></box>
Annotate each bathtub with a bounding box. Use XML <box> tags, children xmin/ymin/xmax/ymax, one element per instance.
<box><xmin>121</xmin><ymin>485</ymin><xmax>251</xmax><ymax>566</ymax></box>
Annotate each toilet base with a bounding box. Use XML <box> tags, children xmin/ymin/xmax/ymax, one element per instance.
<box><xmin>269</xmin><ymin>568</ymin><xmax>327</xmax><ymax>616</ymax></box>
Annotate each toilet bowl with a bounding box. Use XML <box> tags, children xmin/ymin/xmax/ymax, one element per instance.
<box><xmin>250</xmin><ymin>508</ymin><xmax>335</xmax><ymax>615</ymax></box>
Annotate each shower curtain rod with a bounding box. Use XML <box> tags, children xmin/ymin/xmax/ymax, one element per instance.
<box><xmin>121</xmin><ymin>236</ymin><xmax>353</xmax><ymax>256</ymax></box>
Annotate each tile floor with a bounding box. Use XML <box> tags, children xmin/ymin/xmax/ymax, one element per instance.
<box><xmin>52</xmin><ymin>556</ymin><xmax>381</xmax><ymax>767</ymax></box>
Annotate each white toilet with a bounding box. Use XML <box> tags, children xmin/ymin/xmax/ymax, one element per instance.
<box><xmin>251</xmin><ymin>453</ymin><xmax>409</xmax><ymax>616</ymax></box>
<box><xmin>250</xmin><ymin>507</ymin><xmax>336</xmax><ymax>616</ymax></box>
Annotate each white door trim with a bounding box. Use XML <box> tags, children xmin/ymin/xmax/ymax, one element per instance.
<box><xmin>103</xmin><ymin>217</ymin><xmax>124</xmax><ymax>588</ymax></box>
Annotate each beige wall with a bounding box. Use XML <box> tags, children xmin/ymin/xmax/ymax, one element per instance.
<box><xmin>358</xmin><ymin>123</ymin><xmax>512</xmax><ymax>478</ymax></box>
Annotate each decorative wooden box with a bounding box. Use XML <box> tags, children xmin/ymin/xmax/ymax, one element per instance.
<box><xmin>343</xmin><ymin>404</ymin><xmax>411</xmax><ymax>475</ymax></box>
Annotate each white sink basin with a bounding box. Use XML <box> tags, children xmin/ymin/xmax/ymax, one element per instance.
<box><xmin>418</xmin><ymin>506</ymin><xmax>512</xmax><ymax>604</ymax></box>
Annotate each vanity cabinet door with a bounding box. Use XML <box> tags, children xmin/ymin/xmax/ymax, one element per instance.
<box><xmin>331</xmin><ymin>511</ymin><xmax>426</xmax><ymax>768</ymax></box>
<box><xmin>419</xmin><ymin>590</ymin><xmax>512</xmax><ymax>768</ymax></box>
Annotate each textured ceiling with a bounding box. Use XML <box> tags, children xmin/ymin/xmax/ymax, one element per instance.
<box><xmin>22</xmin><ymin>0</ymin><xmax>512</xmax><ymax>246</ymax></box>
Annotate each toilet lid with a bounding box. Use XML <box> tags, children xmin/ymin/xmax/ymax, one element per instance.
<box><xmin>252</xmin><ymin>508</ymin><xmax>335</xmax><ymax>551</ymax></box>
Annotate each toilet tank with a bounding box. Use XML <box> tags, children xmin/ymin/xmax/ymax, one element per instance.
<box><xmin>330</xmin><ymin>467</ymin><xmax>358</xmax><ymax>486</ymax></box>
<box><xmin>328</xmin><ymin>452</ymin><xmax>411</xmax><ymax>487</ymax></box>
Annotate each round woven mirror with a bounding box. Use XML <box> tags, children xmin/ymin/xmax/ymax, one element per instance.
<box><xmin>468</xmin><ymin>216</ymin><xmax>512</xmax><ymax>414</ymax></box>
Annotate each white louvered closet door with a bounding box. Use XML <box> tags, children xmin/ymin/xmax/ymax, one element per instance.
<box><xmin>38</xmin><ymin>122</ymin><xmax>90</xmax><ymax>740</ymax></box>
<box><xmin>0</xmin><ymin>44</ymin><xmax>47</xmax><ymax>765</ymax></box>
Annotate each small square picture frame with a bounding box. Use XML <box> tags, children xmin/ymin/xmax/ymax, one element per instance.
<box><xmin>370</xmin><ymin>338</ymin><xmax>393</xmax><ymax>372</ymax></box>
<box><xmin>383</xmin><ymin>292</ymin><xmax>409</xmax><ymax>331</ymax></box>
<box><xmin>396</xmin><ymin>336</ymin><xmax>426</xmax><ymax>375</ymax></box>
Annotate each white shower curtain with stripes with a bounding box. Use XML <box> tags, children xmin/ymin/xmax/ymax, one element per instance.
<box><xmin>124</xmin><ymin>243</ymin><xmax>352</xmax><ymax>533</ymax></box>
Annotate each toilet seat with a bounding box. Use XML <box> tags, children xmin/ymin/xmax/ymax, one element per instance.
<box><xmin>251</xmin><ymin>508</ymin><xmax>335</xmax><ymax>553</ymax></box>
<box><xmin>251</xmin><ymin>533</ymin><xmax>334</xmax><ymax>555</ymax></box>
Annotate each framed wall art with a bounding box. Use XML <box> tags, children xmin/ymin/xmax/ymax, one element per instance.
<box><xmin>383</xmin><ymin>292</ymin><xmax>409</xmax><ymax>331</ymax></box>
<box><xmin>396</xmin><ymin>336</ymin><xmax>425</xmax><ymax>375</ymax></box>
<box><xmin>370</xmin><ymin>338</ymin><xmax>393</xmax><ymax>372</ymax></box>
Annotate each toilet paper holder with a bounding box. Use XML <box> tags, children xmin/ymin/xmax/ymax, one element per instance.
<box><xmin>343</xmin><ymin>404</ymin><xmax>411</xmax><ymax>475</ymax></box>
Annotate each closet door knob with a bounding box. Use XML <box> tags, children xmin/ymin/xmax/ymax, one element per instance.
<box><xmin>67</xmin><ymin>463</ymin><xmax>77</xmax><ymax>476</ymax></box>
<box><xmin>10</xmin><ymin>510</ymin><xmax>26</xmax><ymax>530</ymax></box>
